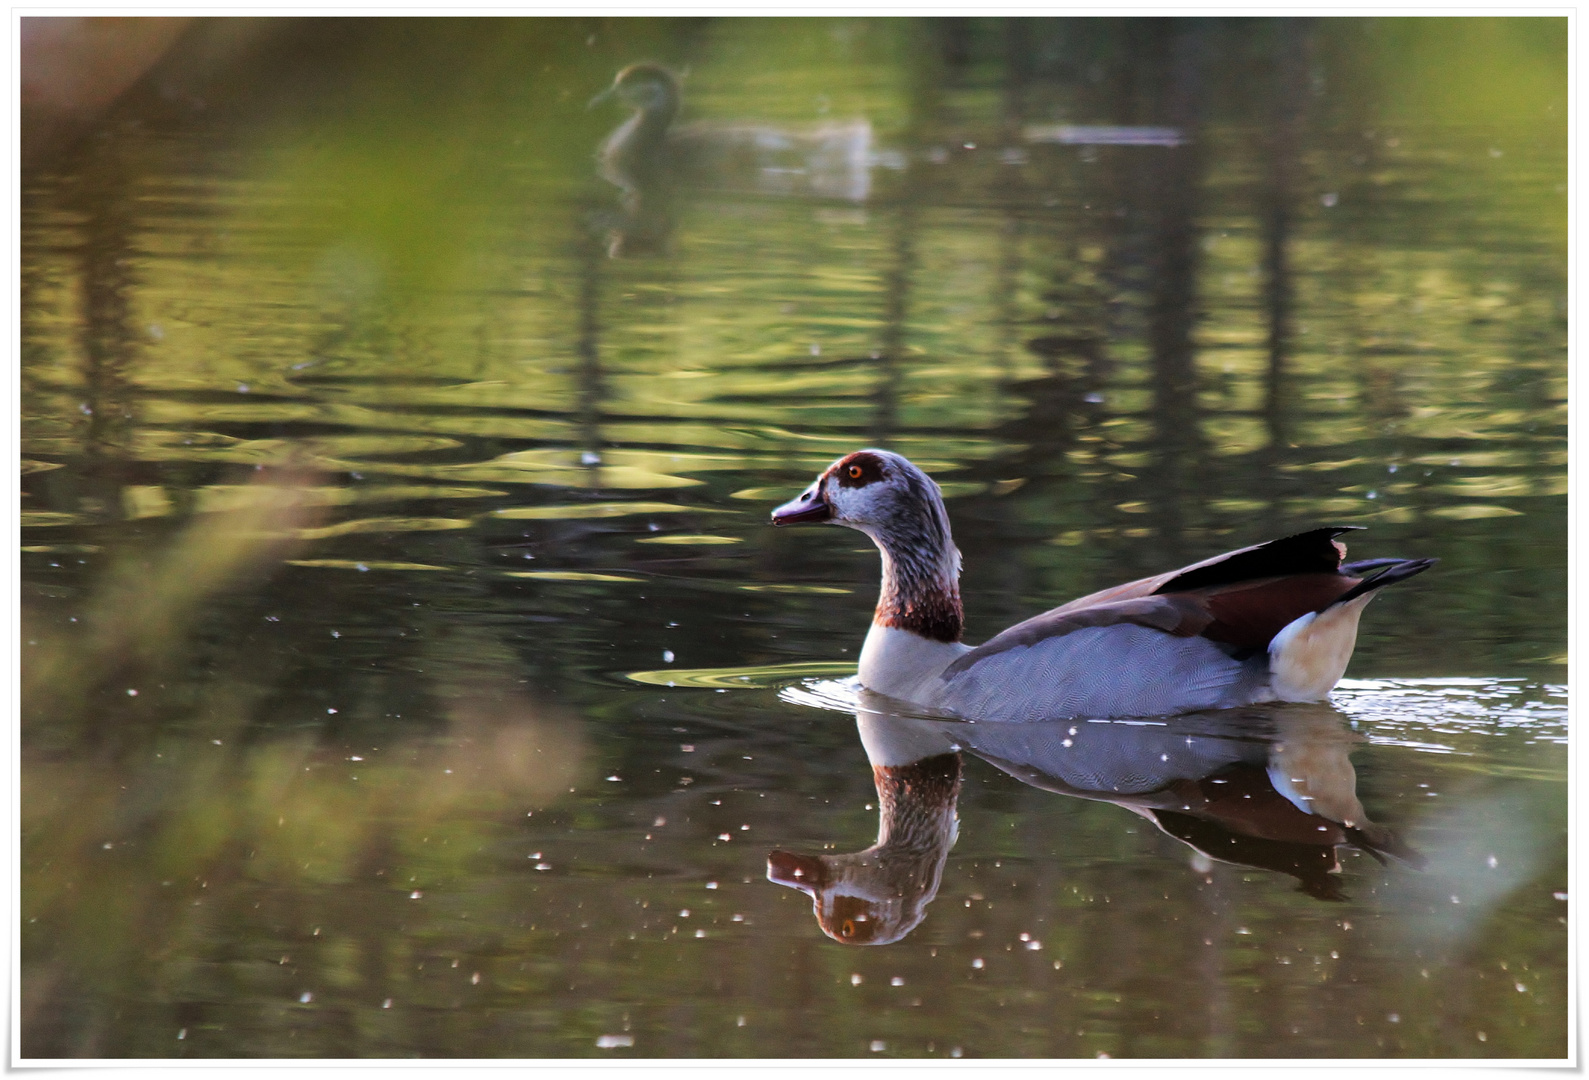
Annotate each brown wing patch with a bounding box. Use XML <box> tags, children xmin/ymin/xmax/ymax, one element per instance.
<box><xmin>1196</xmin><ymin>573</ymin><xmax>1360</xmax><ymax>650</ymax></box>
<box><xmin>1051</xmin><ymin>528</ymin><xmax>1358</xmax><ymax>615</ymax></box>
<box><xmin>1049</xmin><ymin>571</ymin><xmax>1180</xmax><ymax>613</ymax></box>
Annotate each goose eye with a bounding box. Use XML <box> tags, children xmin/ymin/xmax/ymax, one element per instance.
<box><xmin>840</xmin><ymin>919</ymin><xmax>856</xmax><ymax>937</ymax></box>
<box><xmin>847</xmin><ymin>464</ymin><xmax>863</xmax><ymax>480</ymax></box>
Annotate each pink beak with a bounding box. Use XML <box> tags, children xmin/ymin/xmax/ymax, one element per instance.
<box><xmin>771</xmin><ymin>485</ymin><xmax>831</xmax><ymax>526</ymax></box>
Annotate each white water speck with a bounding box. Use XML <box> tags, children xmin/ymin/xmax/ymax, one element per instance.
<box><xmin>850</xmin><ymin>973</ymin><xmax>863</xmax><ymax>986</ymax></box>
<box><xmin>971</xmin><ymin>958</ymin><xmax>985</xmax><ymax>969</ymax></box>
<box><xmin>410</xmin><ymin>891</ymin><xmax>422</xmax><ymax>899</ymax></box>
<box><xmin>596</xmin><ymin>1034</ymin><xmax>633</xmax><ymax>1048</ymax></box>
<box><xmin>870</xmin><ymin>1040</ymin><xmax>886</xmax><ymax>1052</ymax></box>
<box><xmin>299</xmin><ymin>991</ymin><xmax>313</xmax><ymax>1004</ymax></box>
<box><xmin>662</xmin><ymin>649</ymin><xmax>675</xmax><ymax>663</ymax></box>
<box><xmin>890</xmin><ymin>976</ymin><xmax>904</xmax><ymax>986</ymax></box>
<box><xmin>705</xmin><ymin>881</ymin><xmax>718</xmax><ymax>889</ymax></box>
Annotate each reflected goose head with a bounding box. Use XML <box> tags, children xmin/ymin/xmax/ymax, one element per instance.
<box><xmin>766</xmin><ymin>752</ymin><xmax>961</xmax><ymax>946</ymax></box>
<box><xmin>766</xmin><ymin>851</ymin><xmax>904</xmax><ymax>945</ymax></box>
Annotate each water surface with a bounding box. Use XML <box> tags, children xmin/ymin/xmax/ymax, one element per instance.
<box><xmin>19</xmin><ymin>16</ymin><xmax>1567</xmax><ymax>1059</ymax></box>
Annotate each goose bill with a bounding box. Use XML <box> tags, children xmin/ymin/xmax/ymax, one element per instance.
<box><xmin>771</xmin><ymin>491</ymin><xmax>831</xmax><ymax>525</ymax></box>
<box><xmin>766</xmin><ymin>850</ymin><xmax>827</xmax><ymax>893</ymax></box>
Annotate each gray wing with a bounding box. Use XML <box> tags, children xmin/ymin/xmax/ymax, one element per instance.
<box><xmin>935</xmin><ymin>597</ymin><xmax>1271</xmax><ymax>721</ymax></box>
<box><xmin>950</xmin><ymin>715</ymin><xmax>1269</xmax><ymax>795</ymax></box>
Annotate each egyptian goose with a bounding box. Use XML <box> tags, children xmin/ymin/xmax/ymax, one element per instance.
<box><xmin>770</xmin><ymin>449</ymin><xmax>1434</xmax><ymax>721</ymax></box>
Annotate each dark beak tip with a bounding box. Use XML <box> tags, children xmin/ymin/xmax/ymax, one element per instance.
<box><xmin>770</xmin><ymin>494</ymin><xmax>832</xmax><ymax>527</ymax></box>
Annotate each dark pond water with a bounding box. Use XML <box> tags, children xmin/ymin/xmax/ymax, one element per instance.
<box><xmin>19</xmin><ymin>17</ymin><xmax>1567</xmax><ymax>1060</ymax></box>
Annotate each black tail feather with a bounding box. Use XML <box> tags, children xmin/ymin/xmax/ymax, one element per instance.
<box><xmin>1332</xmin><ymin>557</ymin><xmax>1437</xmax><ymax>606</ymax></box>
<box><xmin>1156</xmin><ymin>526</ymin><xmax>1363</xmax><ymax>595</ymax></box>
<box><xmin>1339</xmin><ymin>557</ymin><xmax>1407</xmax><ymax>576</ymax></box>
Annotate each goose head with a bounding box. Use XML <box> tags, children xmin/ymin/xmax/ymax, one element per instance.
<box><xmin>771</xmin><ymin>449</ymin><xmax>952</xmax><ymax>545</ymax></box>
<box><xmin>772</xmin><ymin>449</ymin><xmax>963</xmax><ymax>642</ymax></box>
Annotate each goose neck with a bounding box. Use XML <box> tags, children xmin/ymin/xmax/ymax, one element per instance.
<box><xmin>872</xmin><ymin>528</ymin><xmax>963</xmax><ymax>644</ymax></box>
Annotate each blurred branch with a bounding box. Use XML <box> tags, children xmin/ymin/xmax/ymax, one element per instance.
<box><xmin>23</xmin><ymin>464</ymin><xmax>327</xmax><ymax>714</ymax></box>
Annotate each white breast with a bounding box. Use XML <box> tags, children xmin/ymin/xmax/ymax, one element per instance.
<box><xmin>857</xmin><ymin>625</ymin><xmax>970</xmax><ymax>706</ymax></box>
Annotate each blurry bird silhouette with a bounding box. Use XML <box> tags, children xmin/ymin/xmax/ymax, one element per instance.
<box><xmin>589</xmin><ymin>62</ymin><xmax>875</xmax><ymax>256</ymax></box>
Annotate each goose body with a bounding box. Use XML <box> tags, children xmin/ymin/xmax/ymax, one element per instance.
<box><xmin>771</xmin><ymin>449</ymin><xmax>1434</xmax><ymax>721</ymax></box>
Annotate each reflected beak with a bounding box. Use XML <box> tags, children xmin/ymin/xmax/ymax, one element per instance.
<box><xmin>767</xmin><ymin>850</ymin><xmax>827</xmax><ymax>894</ymax></box>
<box><xmin>771</xmin><ymin>486</ymin><xmax>831</xmax><ymax>526</ymax></box>
<box><xmin>587</xmin><ymin>85</ymin><xmax>615</xmax><ymax>110</ymax></box>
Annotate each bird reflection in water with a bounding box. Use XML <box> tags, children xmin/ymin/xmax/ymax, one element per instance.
<box><xmin>590</xmin><ymin>62</ymin><xmax>874</xmax><ymax>257</ymax></box>
<box><xmin>768</xmin><ymin>690</ymin><xmax>1422</xmax><ymax>945</ymax></box>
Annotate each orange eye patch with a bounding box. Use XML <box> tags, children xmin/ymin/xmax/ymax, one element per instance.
<box><xmin>835</xmin><ymin>453</ymin><xmax>883</xmax><ymax>488</ymax></box>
